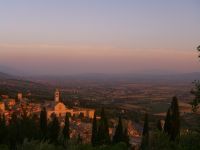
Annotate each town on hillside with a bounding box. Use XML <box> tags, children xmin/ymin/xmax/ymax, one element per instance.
<box><xmin>0</xmin><ymin>89</ymin><xmax>141</xmax><ymax>146</ymax></box>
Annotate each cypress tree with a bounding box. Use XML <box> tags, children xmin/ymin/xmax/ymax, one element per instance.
<box><xmin>142</xmin><ymin>113</ymin><xmax>149</xmax><ymax>137</ymax></box>
<box><xmin>2</xmin><ymin>114</ymin><xmax>6</xmax><ymax>126</ymax></box>
<box><xmin>123</xmin><ymin>127</ymin><xmax>130</xmax><ymax>147</ymax></box>
<box><xmin>19</xmin><ymin>105</ymin><xmax>39</xmax><ymax>142</ymax></box>
<box><xmin>40</xmin><ymin>107</ymin><xmax>47</xmax><ymax>141</ymax></box>
<box><xmin>164</xmin><ymin>108</ymin><xmax>171</xmax><ymax>134</ymax></box>
<box><xmin>113</xmin><ymin>116</ymin><xmax>123</xmax><ymax>144</ymax></box>
<box><xmin>140</xmin><ymin>113</ymin><xmax>149</xmax><ymax>150</ymax></box>
<box><xmin>91</xmin><ymin>111</ymin><xmax>97</xmax><ymax>146</ymax></box>
<box><xmin>157</xmin><ymin>119</ymin><xmax>162</xmax><ymax>131</ymax></box>
<box><xmin>62</xmin><ymin>113</ymin><xmax>70</xmax><ymax>140</ymax></box>
<box><xmin>8</xmin><ymin>112</ymin><xmax>21</xmax><ymax>150</ymax></box>
<box><xmin>97</xmin><ymin>107</ymin><xmax>110</xmax><ymax>145</ymax></box>
<box><xmin>29</xmin><ymin>114</ymin><xmax>39</xmax><ymax>140</ymax></box>
<box><xmin>0</xmin><ymin>114</ymin><xmax>7</xmax><ymax>144</ymax></box>
<box><xmin>77</xmin><ymin>133</ymin><xmax>83</xmax><ymax>144</ymax></box>
<box><xmin>164</xmin><ymin>96</ymin><xmax>180</xmax><ymax>141</ymax></box>
<box><xmin>170</xmin><ymin>96</ymin><xmax>180</xmax><ymax>141</ymax></box>
<box><xmin>47</xmin><ymin>113</ymin><xmax>60</xmax><ymax>144</ymax></box>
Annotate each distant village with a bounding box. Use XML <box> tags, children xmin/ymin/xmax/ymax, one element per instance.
<box><xmin>0</xmin><ymin>89</ymin><xmax>94</xmax><ymax>118</ymax></box>
<box><xmin>0</xmin><ymin>89</ymin><xmax>141</xmax><ymax>145</ymax></box>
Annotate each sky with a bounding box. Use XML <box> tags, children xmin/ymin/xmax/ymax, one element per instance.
<box><xmin>0</xmin><ymin>0</ymin><xmax>199</xmax><ymax>75</ymax></box>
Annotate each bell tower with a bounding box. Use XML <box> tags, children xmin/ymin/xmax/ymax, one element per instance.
<box><xmin>18</xmin><ymin>93</ymin><xmax>23</xmax><ymax>101</ymax></box>
<box><xmin>54</xmin><ymin>89</ymin><xmax>60</xmax><ymax>103</ymax></box>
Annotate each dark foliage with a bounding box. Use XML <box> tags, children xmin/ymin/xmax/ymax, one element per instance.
<box><xmin>164</xmin><ymin>108</ymin><xmax>171</xmax><ymax>134</ymax></box>
<box><xmin>140</xmin><ymin>113</ymin><xmax>149</xmax><ymax>150</ymax></box>
<box><xmin>40</xmin><ymin>107</ymin><xmax>48</xmax><ymax>141</ymax></box>
<box><xmin>113</xmin><ymin>116</ymin><xmax>123</xmax><ymax>144</ymax></box>
<box><xmin>157</xmin><ymin>119</ymin><xmax>162</xmax><ymax>131</ymax></box>
<box><xmin>8</xmin><ymin>113</ymin><xmax>22</xmax><ymax>150</ymax></box>
<box><xmin>91</xmin><ymin>111</ymin><xmax>98</xmax><ymax>146</ymax></box>
<box><xmin>62</xmin><ymin>113</ymin><xmax>70</xmax><ymax>140</ymax></box>
<box><xmin>191</xmin><ymin>80</ymin><xmax>200</xmax><ymax>113</ymax></box>
<box><xmin>47</xmin><ymin>113</ymin><xmax>60</xmax><ymax>144</ymax></box>
<box><xmin>0</xmin><ymin>114</ymin><xmax>7</xmax><ymax>144</ymax></box>
<box><xmin>97</xmin><ymin>108</ymin><xmax>110</xmax><ymax>145</ymax></box>
<box><xmin>122</xmin><ymin>128</ymin><xmax>130</xmax><ymax>147</ymax></box>
<box><xmin>197</xmin><ymin>45</ymin><xmax>200</xmax><ymax>57</ymax></box>
<box><xmin>164</xmin><ymin>97</ymin><xmax>180</xmax><ymax>141</ymax></box>
<box><xmin>170</xmin><ymin>97</ymin><xmax>180</xmax><ymax>141</ymax></box>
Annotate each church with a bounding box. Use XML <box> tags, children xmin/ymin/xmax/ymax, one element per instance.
<box><xmin>46</xmin><ymin>89</ymin><xmax>95</xmax><ymax>119</ymax></box>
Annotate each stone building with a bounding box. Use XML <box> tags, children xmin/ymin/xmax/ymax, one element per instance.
<box><xmin>17</xmin><ymin>93</ymin><xmax>23</xmax><ymax>101</ymax></box>
<box><xmin>0</xmin><ymin>102</ymin><xmax>5</xmax><ymax>112</ymax></box>
<box><xmin>46</xmin><ymin>89</ymin><xmax>95</xmax><ymax>119</ymax></box>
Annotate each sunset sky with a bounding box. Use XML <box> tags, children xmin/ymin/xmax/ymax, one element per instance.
<box><xmin>0</xmin><ymin>0</ymin><xmax>199</xmax><ymax>75</ymax></box>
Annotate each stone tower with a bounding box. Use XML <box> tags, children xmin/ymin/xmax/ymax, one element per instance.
<box><xmin>54</xmin><ymin>89</ymin><xmax>60</xmax><ymax>102</ymax></box>
<box><xmin>18</xmin><ymin>93</ymin><xmax>23</xmax><ymax>101</ymax></box>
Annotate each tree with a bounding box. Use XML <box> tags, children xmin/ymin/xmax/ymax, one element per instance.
<box><xmin>157</xmin><ymin>119</ymin><xmax>162</xmax><ymax>131</ymax></box>
<box><xmin>31</xmin><ymin>114</ymin><xmax>40</xmax><ymax>139</ymax></box>
<box><xmin>123</xmin><ymin>127</ymin><xmax>130</xmax><ymax>147</ymax></box>
<box><xmin>140</xmin><ymin>113</ymin><xmax>149</xmax><ymax>150</ymax></box>
<box><xmin>197</xmin><ymin>45</ymin><xmax>200</xmax><ymax>58</ymax></box>
<box><xmin>0</xmin><ymin>114</ymin><xmax>7</xmax><ymax>144</ymax></box>
<box><xmin>97</xmin><ymin>108</ymin><xmax>110</xmax><ymax>145</ymax></box>
<box><xmin>62</xmin><ymin>113</ymin><xmax>70</xmax><ymax>140</ymax></box>
<box><xmin>40</xmin><ymin>107</ymin><xmax>48</xmax><ymax>141</ymax></box>
<box><xmin>21</xmin><ymin>115</ymin><xmax>37</xmax><ymax>142</ymax></box>
<box><xmin>170</xmin><ymin>96</ymin><xmax>180</xmax><ymax>141</ymax></box>
<box><xmin>142</xmin><ymin>113</ymin><xmax>149</xmax><ymax>137</ymax></box>
<box><xmin>8</xmin><ymin>112</ymin><xmax>22</xmax><ymax>150</ymax></box>
<box><xmin>47</xmin><ymin>113</ymin><xmax>60</xmax><ymax>144</ymax></box>
<box><xmin>91</xmin><ymin>111</ymin><xmax>98</xmax><ymax>146</ymax></box>
<box><xmin>190</xmin><ymin>46</ymin><xmax>200</xmax><ymax>112</ymax></box>
<box><xmin>141</xmin><ymin>113</ymin><xmax>149</xmax><ymax>149</ymax></box>
<box><xmin>164</xmin><ymin>97</ymin><xmax>180</xmax><ymax>141</ymax></box>
<box><xmin>191</xmin><ymin>80</ymin><xmax>200</xmax><ymax>113</ymax></box>
<box><xmin>164</xmin><ymin>108</ymin><xmax>171</xmax><ymax>134</ymax></box>
<box><xmin>77</xmin><ymin>133</ymin><xmax>82</xmax><ymax>144</ymax></box>
<box><xmin>19</xmin><ymin>104</ymin><xmax>39</xmax><ymax>142</ymax></box>
<box><xmin>113</xmin><ymin>116</ymin><xmax>123</xmax><ymax>144</ymax></box>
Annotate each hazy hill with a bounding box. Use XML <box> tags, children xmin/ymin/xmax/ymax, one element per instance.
<box><xmin>0</xmin><ymin>72</ymin><xmax>14</xmax><ymax>79</ymax></box>
<box><xmin>0</xmin><ymin>70</ymin><xmax>199</xmax><ymax>100</ymax></box>
<box><xmin>0</xmin><ymin>72</ymin><xmax>54</xmax><ymax>100</ymax></box>
<box><xmin>26</xmin><ymin>72</ymin><xmax>200</xmax><ymax>86</ymax></box>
